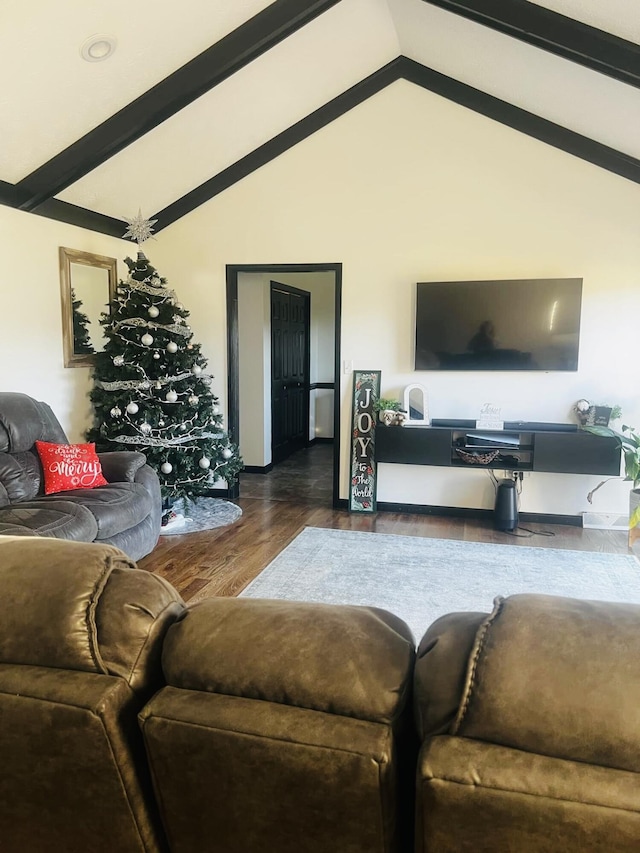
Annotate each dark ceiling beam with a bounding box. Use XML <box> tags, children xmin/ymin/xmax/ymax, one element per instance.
<box><xmin>15</xmin><ymin>0</ymin><xmax>342</xmax><ymax>213</ymax></box>
<box><xmin>401</xmin><ymin>57</ymin><xmax>640</xmax><ymax>185</ymax></box>
<box><xmin>422</xmin><ymin>0</ymin><xmax>640</xmax><ymax>88</ymax></box>
<box><xmin>153</xmin><ymin>58</ymin><xmax>404</xmax><ymax>230</ymax></box>
<box><xmin>0</xmin><ymin>180</ymin><xmax>28</xmax><ymax>208</ymax></box>
<box><xmin>33</xmin><ymin>199</ymin><xmax>127</xmax><ymax>238</ymax></box>
<box><xmin>0</xmin><ymin>180</ymin><xmax>126</xmax><ymax>236</ymax></box>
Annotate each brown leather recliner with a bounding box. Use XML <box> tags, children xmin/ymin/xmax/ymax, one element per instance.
<box><xmin>0</xmin><ymin>536</ymin><xmax>185</xmax><ymax>853</ymax></box>
<box><xmin>0</xmin><ymin>392</ymin><xmax>162</xmax><ymax>559</ymax></box>
<box><xmin>413</xmin><ymin>593</ymin><xmax>640</xmax><ymax>852</ymax></box>
<box><xmin>139</xmin><ymin>597</ymin><xmax>418</xmax><ymax>853</ymax></box>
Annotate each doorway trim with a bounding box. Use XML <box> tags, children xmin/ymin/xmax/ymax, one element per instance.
<box><xmin>226</xmin><ymin>263</ymin><xmax>342</xmax><ymax>507</ymax></box>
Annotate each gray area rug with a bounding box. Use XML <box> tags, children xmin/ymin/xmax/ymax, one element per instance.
<box><xmin>240</xmin><ymin>527</ymin><xmax>640</xmax><ymax>641</ymax></box>
<box><xmin>159</xmin><ymin>496</ymin><xmax>242</xmax><ymax>536</ymax></box>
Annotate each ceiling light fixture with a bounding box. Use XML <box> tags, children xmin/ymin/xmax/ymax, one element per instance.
<box><xmin>81</xmin><ymin>34</ymin><xmax>117</xmax><ymax>62</ymax></box>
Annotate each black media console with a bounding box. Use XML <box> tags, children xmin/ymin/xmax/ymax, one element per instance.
<box><xmin>375</xmin><ymin>423</ymin><xmax>620</xmax><ymax>476</ymax></box>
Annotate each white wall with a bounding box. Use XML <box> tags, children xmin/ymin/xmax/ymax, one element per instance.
<box><xmin>0</xmin><ymin>205</ymin><xmax>131</xmax><ymax>441</ymax></box>
<box><xmin>147</xmin><ymin>80</ymin><xmax>639</xmax><ymax>516</ymax></box>
<box><xmin>3</xmin><ymin>79</ymin><xmax>639</xmax><ymax>517</ymax></box>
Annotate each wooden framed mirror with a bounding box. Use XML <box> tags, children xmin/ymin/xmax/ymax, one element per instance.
<box><xmin>59</xmin><ymin>247</ymin><xmax>117</xmax><ymax>367</ymax></box>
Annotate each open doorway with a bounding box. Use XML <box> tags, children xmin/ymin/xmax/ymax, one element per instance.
<box><xmin>226</xmin><ymin>264</ymin><xmax>342</xmax><ymax>507</ymax></box>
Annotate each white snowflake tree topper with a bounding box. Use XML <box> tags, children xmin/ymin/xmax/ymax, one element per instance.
<box><xmin>123</xmin><ymin>210</ymin><xmax>158</xmax><ymax>245</ymax></box>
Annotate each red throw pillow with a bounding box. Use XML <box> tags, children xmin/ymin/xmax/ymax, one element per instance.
<box><xmin>35</xmin><ymin>441</ymin><xmax>108</xmax><ymax>495</ymax></box>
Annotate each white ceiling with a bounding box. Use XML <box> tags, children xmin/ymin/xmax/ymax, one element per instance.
<box><xmin>2</xmin><ymin>0</ymin><xmax>638</xmax><ymax>231</ymax></box>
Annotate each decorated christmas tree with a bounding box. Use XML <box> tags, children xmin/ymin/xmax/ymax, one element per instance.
<box><xmin>71</xmin><ymin>289</ymin><xmax>95</xmax><ymax>354</ymax></box>
<box><xmin>86</xmin><ymin>214</ymin><xmax>242</xmax><ymax>501</ymax></box>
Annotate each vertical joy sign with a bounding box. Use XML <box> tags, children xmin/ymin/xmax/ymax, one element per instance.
<box><xmin>349</xmin><ymin>370</ymin><xmax>381</xmax><ymax>513</ymax></box>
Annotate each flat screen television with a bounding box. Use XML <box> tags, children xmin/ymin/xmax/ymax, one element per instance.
<box><xmin>415</xmin><ymin>278</ymin><xmax>582</xmax><ymax>371</ymax></box>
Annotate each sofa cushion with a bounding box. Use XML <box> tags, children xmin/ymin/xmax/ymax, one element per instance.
<box><xmin>35</xmin><ymin>441</ymin><xmax>108</xmax><ymax>494</ymax></box>
<box><xmin>42</xmin><ymin>482</ymin><xmax>153</xmax><ymax>539</ymax></box>
<box><xmin>0</xmin><ymin>537</ymin><xmax>134</xmax><ymax>672</ymax></box>
<box><xmin>0</xmin><ymin>500</ymin><xmax>98</xmax><ymax>540</ymax></box>
<box><xmin>0</xmin><ymin>522</ymin><xmax>42</xmax><ymax>536</ymax></box>
<box><xmin>453</xmin><ymin>593</ymin><xmax>640</xmax><ymax>774</ymax></box>
<box><xmin>161</xmin><ymin>598</ymin><xmax>416</xmax><ymax>724</ymax></box>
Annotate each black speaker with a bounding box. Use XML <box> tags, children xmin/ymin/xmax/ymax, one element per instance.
<box><xmin>495</xmin><ymin>479</ymin><xmax>518</xmax><ymax>531</ymax></box>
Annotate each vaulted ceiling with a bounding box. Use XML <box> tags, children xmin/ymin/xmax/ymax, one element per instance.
<box><xmin>2</xmin><ymin>0</ymin><xmax>639</xmax><ymax>238</ymax></box>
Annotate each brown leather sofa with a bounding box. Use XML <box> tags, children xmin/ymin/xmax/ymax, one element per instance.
<box><xmin>4</xmin><ymin>535</ymin><xmax>639</xmax><ymax>852</ymax></box>
<box><xmin>413</xmin><ymin>593</ymin><xmax>640</xmax><ymax>852</ymax></box>
<box><xmin>0</xmin><ymin>392</ymin><xmax>162</xmax><ymax>559</ymax></box>
<box><xmin>0</xmin><ymin>536</ymin><xmax>417</xmax><ymax>853</ymax></box>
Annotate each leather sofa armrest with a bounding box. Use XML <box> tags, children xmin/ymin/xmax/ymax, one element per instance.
<box><xmin>98</xmin><ymin>451</ymin><xmax>147</xmax><ymax>483</ymax></box>
<box><xmin>414</xmin><ymin>610</ymin><xmax>488</xmax><ymax>740</ymax></box>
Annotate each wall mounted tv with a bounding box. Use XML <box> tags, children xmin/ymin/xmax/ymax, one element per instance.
<box><xmin>415</xmin><ymin>278</ymin><xmax>582</xmax><ymax>371</ymax></box>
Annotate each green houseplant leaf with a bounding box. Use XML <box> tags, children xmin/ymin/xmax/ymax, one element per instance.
<box><xmin>584</xmin><ymin>424</ymin><xmax>640</xmax><ymax>494</ymax></box>
<box><xmin>373</xmin><ymin>397</ymin><xmax>404</xmax><ymax>413</ymax></box>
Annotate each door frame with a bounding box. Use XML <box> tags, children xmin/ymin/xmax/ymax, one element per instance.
<box><xmin>226</xmin><ymin>263</ymin><xmax>342</xmax><ymax>507</ymax></box>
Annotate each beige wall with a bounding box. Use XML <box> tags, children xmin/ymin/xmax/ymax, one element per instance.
<box><xmin>2</xmin><ymin>79</ymin><xmax>639</xmax><ymax>516</ymax></box>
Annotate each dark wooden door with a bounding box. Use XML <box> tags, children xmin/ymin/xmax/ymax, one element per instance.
<box><xmin>271</xmin><ymin>282</ymin><xmax>310</xmax><ymax>465</ymax></box>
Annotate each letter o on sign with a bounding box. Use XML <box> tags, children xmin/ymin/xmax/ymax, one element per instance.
<box><xmin>357</xmin><ymin>412</ymin><xmax>373</xmax><ymax>433</ymax></box>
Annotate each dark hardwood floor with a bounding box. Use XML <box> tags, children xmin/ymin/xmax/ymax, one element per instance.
<box><xmin>138</xmin><ymin>441</ymin><xmax>631</xmax><ymax>602</ymax></box>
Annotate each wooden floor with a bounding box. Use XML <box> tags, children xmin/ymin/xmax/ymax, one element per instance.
<box><xmin>138</xmin><ymin>442</ymin><xmax>631</xmax><ymax>602</ymax></box>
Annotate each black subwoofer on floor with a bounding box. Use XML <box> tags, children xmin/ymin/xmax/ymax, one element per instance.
<box><xmin>495</xmin><ymin>479</ymin><xmax>518</xmax><ymax>531</ymax></box>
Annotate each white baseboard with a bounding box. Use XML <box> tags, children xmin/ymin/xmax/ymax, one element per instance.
<box><xmin>581</xmin><ymin>511</ymin><xmax>628</xmax><ymax>531</ymax></box>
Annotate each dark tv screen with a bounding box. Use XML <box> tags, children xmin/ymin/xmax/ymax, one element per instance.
<box><xmin>415</xmin><ymin>278</ymin><xmax>582</xmax><ymax>371</ymax></box>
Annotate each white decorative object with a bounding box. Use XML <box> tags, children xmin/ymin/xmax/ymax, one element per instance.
<box><xmin>192</xmin><ymin>364</ymin><xmax>202</xmax><ymax>375</ymax></box>
<box><xmin>113</xmin><ymin>355</ymin><xmax>125</xmax><ymax>367</ymax></box>
<box><xmin>110</xmin><ymin>406</ymin><xmax>122</xmax><ymax>418</ymax></box>
<box><xmin>141</xmin><ymin>333</ymin><xmax>154</xmax><ymax>346</ymax></box>
<box><xmin>222</xmin><ymin>447</ymin><xmax>233</xmax><ymax>459</ymax></box>
<box><xmin>165</xmin><ymin>390</ymin><xmax>178</xmax><ymax>403</ymax></box>
<box><xmin>140</xmin><ymin>422</ymin><xmax>152</xmax><ymax>434</ymax></box>
<box><xmin>403</xmin><ymin>384</ymin><xmax>429</xmax><ymax>426</ymax></box>
<box><xmin>148</xmin><ymin>305</ymin><xmax>159</xmax><ymax>318</ymax></box>
<box><xmin>166</xmin><ymin>341</ymin><xmax>178</xmax><ymax>353</ymax></box>
<box><xmin>188</xmin><ymin>395</ymin><xmax>199</xmax><ymax>405</ymax></box>
<box><xmin>160</xmin><ymin>461</ymin><xmax>172</xmax><ymax>474</ymax></box>
<box><xmin>126</xmin><ymin>402</ymin><xmax>139</xmax><ymax>414</ymax></box>
<box><xmin>153</xmin><ymin>352</ymin><xmax>160</xmax><ymax>360</ymax></box>
<box><xmin>212</xmin><ymin>405</ymin><xmax>219</xmax><ymax>414</ymax></box>
<box><xmin>122</xmin><ymin>210</ymin><xmax>158</xmax><ymax>245</ymax></box>
<box><xmin>476</xmin><ymin>403</ymin><xmax>503</xmax><ymax>431</ymax></box>
<box><xmin>198</xmin><ymin>456</ymin><xmax>211</xmax><ymax>469</ymax></box>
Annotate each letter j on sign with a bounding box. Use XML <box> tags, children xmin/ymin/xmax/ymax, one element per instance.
<box><xmin>349</xmin><ymin>370</ymin><xmax>381</xmax><ymax>512</ymax></box>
